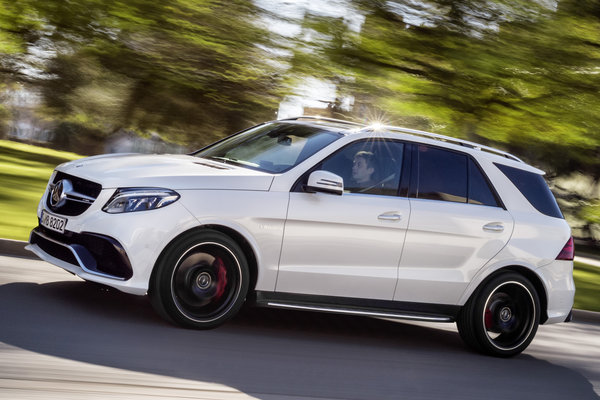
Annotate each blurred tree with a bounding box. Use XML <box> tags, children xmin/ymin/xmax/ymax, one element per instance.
<box><xmin>0</xmin><ymin>0</ymin><xmax>599</xmax><ymax>174</ymax></box>
<box><xmin>1</xmin><ymin>0</ymin><xmax>283</xmax><ymax>149</ymax></box>
<box><xmin>280</xmin><ymin>0</ymin><xmax>600</xmax><ymax>176</ymax></box>
<box><xmin>0</xmin><ymin>0</ymin><xmax>41</xmax><ymax>136</ymax></box>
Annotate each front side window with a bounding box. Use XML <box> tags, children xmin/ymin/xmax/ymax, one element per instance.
<box><xmin>317</xmin><ymin>140</ymin><xmax>405</xmax><ymax>196</ymax></box>
<box><xmin>195</xmin><ymin>123</ymin><xmax>342</xmax><ymax>173</ymax></box>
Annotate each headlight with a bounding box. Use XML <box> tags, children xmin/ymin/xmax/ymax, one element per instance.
<box><xmin>103</xmin><ymin>188</ymin><xmax>180</xmax><ymax>214</ymax></box>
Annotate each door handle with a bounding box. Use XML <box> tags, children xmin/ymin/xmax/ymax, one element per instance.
<box><xmin>378</xmin><ymin>213</ymin><xmax>402</xmax><ymax>221</ymax></box>
<box><xmin>483</xmin><ymin>223</ymin><xmax>504</xmax><ymax>232</ymax></box>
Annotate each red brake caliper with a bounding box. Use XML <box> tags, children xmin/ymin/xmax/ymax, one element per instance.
<box><xmin>213</xmin><ymin>257</ymin><xmax>228</xmax><ymax>300</ymax></box>
<box><xmin>484</xmin><ymin>308</ymin><xmax>493</xmax><ymax>329</ymax></box>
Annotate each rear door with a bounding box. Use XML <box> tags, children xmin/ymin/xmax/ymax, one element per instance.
<box><xmin>394</xmin><ymin>144</ymin><xmax>514</xmax><ymax>304</ymax></box>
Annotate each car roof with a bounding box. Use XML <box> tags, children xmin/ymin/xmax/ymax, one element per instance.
<box><xmin>276</xmin><ymin>116</ymin><xmax>544</xmax><ymax>175</ymax></box>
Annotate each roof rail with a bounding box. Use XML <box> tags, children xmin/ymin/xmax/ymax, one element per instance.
<box><xmin>279</xmin><ymin>116</ymin><xmax>523</xmax><ymax>163</ymax></box>
<box><xmin>363</xmin><ymin>125</ymin><xmax>524</xmax><ymax>163</ymax></box>
<box><xmin>279</xmin><ymin>115</ymin><xmax>365</xmax><ymax>128</ymax></box>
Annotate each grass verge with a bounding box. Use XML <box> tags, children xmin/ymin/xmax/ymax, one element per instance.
<box><xmin>573</xmin><ymin>262</ymin><xmax>600</xmax><ymax>312</ymax></box>
<box><xmin>0</xmin><ymin>140</ymin><xmax>81</xmax><ymax>240</ymax></box>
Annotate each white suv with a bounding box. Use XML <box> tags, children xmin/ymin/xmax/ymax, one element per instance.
<box><xmin>27</xmin><ymin>116</ymin><xmax>575</xmax><ymax>357</ymax></box>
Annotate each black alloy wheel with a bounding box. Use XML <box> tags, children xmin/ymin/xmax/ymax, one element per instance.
<box><xmin>150</xmin><ymin>229</ymin><xmax>249</xmax><ymax>329</ymax></box>
<box><xmin>457</xmin><ymin>272</ymin><xmax>540</xmax><ymax>357</ymax></box>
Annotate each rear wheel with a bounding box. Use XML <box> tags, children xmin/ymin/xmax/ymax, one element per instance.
<box><xmin>457</xmin><ymin>272</ymin><xmax>540</xmax><ymax>357</ymax></box>
<box><xmin>149</xmin><ymin>229</ymin><xmax>249</xmax><ymax>329</ymax></box>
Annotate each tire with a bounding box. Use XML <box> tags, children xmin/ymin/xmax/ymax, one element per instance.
<box><xmin>457</xmin><ymin>272</ymin><xmax>540</xmax><ymax>357</ymax></box>
<box><xmin>149</xmin><ymin>229</ymin><xmax>249</xmax><ymax>329</ymax></box>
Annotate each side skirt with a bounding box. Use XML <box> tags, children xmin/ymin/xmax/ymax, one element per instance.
<box><xmin>253</xmin><ymin>291</ymin><xmax>460</xmax><ymax>323</ymax></box>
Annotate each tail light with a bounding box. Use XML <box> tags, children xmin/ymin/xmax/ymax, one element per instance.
<box><xmin>556</xmin><ymin>236</ymin><xmax>574</xmax><ymax>261</ymax></box>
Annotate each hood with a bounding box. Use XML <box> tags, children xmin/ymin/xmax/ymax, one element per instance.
<box><xmin>56</xmin><ymin>153</ymin><xmax>274</xmax><ymax>191</ymax></box>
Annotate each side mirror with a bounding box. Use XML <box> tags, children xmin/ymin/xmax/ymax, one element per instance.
<box><xmin>306</xmin><ymin>170</ymin><xmax>344</xmax><ymax>195</ymax></box>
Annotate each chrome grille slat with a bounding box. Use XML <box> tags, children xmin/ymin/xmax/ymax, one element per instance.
<box><xmin>47</xmin><ymin>172</ymin><xmax>102</xmax><ymax>216</ymax></box>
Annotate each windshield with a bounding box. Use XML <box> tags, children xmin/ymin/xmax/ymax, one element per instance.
<box><xmin>194</xmin><ymin>122</ymin><xmax>343</xmax><ymax>173</ymax></box>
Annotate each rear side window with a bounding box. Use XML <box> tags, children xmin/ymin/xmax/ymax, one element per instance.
<box><xmin>417</xmin><ymin>145</ymin><xmax>467</xmax><ymax>203</ymax></box>
<box><xmin>416</xmin><ymin>145</ymin><xmax>501</xmax><ymax>207</ymax></box>
<box><xmin>468</xmin><ymin>159</ymin><xmax>500</xmax><ymax>207</ymax></box>
<box><xmin>495</xmin><ymin>163</ymin><xmax>563</xmax><ymax>219</ymax></box>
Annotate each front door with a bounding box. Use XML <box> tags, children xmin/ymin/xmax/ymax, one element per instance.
<box><xmin>276</xmin><ymin>140</ymin><xmax>409</xmax><ymax>300</ymax></box>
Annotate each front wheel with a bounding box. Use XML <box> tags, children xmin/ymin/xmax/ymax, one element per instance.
<box><xmin>149</xmin><ymin>229</ymin><xmax>249</xmax><ymax>329</ymax></box>
<box><xmin>457</xmin><ymin>272</ymin><xmax>540</xmax><ymax>357</ymax></box>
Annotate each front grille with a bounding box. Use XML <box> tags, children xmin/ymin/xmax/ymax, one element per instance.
<box><xmin>46</xmin><ymin>172</ymin><xmax>102</xmax><ymax>216</ymax></box>
<box><xmin>31</xmin><ymin>226</ymin><xmax>133</xmax><ymax>280</ymax></box>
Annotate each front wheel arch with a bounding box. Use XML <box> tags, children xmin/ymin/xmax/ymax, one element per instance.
<box><xmin>148</xmin><ymin>228</ymin><xmax>250</xmax><ymax>329</ymax></box>
<box><xmin>150</xmin><ymin>225</ymin><xmax>258</xmax><ymax>297</ymax></box>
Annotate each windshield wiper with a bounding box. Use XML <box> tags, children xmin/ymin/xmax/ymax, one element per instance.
<box><xmin>206</xmin><ymin>156</ymin><xmax>238</xmax><ymax>165</ymax></box>
<box><xmin>205</xmin><ymin>156</ymin><xmax>259</xmax><ymax>168</ymax></box>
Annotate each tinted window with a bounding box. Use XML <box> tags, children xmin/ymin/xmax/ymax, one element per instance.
<box><xmin>468</xmin><ymin>159</ymin><xmax>500</xmax><ymax>207</ymax></box>
<box><xmin>495</xmin><ymin>163</ymin><xmax>563</xmax><ymax>219</ymax></box>
<box><xmin>319</xmin><ymin>140</ymin><xmax>404</xmax><ymax>196</ymax></box>
<box><xmin>417</xmin><ymin>145</ymin><xmax>467</xmax><ymax>203</ymax></box>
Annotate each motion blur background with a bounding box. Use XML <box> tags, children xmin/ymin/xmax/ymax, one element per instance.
<box><xmin>0</xmin><ymin>0</ymin><xmax>599</xmax><ymax>243</ymax></box>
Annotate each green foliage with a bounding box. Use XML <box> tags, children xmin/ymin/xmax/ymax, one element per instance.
<box><xmin>579</xmin><ymin>201</ymin><xmax>600</xmax><ymax>225</ymax></box>
<box><xmin>279</xmin><ymin>0</ymin><xmax>600</xmax><ymax>175</ymax></box>
<box><xmin>1</xmin><ymin>0</ymin><xmax>283</xmax><ymax>147</ymax></box>
<box><xmin>0</xmin><ymin>102</ymin><xmax>9</xmax><ymax>137</ymax></box>
<box><xmin>0</xmin><ymin>0</ymin><xmax>43</xmax><ymax>55</ymax></box>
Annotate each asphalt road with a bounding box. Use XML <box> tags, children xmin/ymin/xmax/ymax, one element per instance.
<box><xmin>1</xmin><ymin>254</ymin><xmax>599</xmax><ymax>400</ymax></box>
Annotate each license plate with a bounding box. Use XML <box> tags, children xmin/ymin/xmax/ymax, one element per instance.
<box><xmin>41</xmin><ymin>210</ymin><xmax>67</xmax><ymax>234</ymax></box>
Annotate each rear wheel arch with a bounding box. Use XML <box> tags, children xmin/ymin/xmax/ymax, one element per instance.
<box><xmin>462</xmin><ymin>264</ymin><xmax>548</xmax><ymax>324</ymax></box>
<box><xmin>501</xmin><ymin>266</ymin><xmax>548</xmax><ymax>324</ymax></box>
<box><xmin>476</xmin><ymin>266</ymin><xmax>548</xmax><ymax>324</ymax></box>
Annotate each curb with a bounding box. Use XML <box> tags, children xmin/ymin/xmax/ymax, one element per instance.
<box><xmin>1</xmin><ymin>238</ymin><xmax>599</xmax><ymax>323</ymax></box>
<box><xmin>0</xmin><ymin>238</ymin><xmax>31</xmax><ymax>258</ymax></box>
<box><xmin>572</xmin><ymin>309</ymin><xmax>600</xmax><ymax>324</ymax></box>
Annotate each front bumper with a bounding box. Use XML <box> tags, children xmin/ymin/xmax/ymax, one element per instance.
<box><xmin>29</xmin><ymin>226</ymin><xmax>133</xmax><ymax>280</ymax></box>
<box><xmin>28</xmin><ymin>188</ymin><xmax>200</xmax><ymax>295</ymax></box>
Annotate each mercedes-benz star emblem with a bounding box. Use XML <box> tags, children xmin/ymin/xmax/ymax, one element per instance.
<box><xmin>49</xmin><ymin>179</ymin><xmax>73</xmax><ymax>208</ymax></box>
